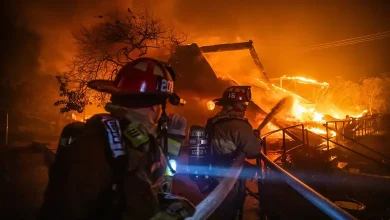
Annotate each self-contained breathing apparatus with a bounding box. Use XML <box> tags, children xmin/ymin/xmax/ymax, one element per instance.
<box><xmin>187</xmin><ymin>123</ymin><xmax>220</xmax><ymax>194</ymax></box>
<box><xmin>188</xmin><ymin>125</ymin><xmax>211</xmax><ymax>181</ymax></box>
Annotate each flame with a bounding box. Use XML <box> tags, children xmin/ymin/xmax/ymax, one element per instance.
<box><xmin>351</xmin><ymin>110</ymin><xmax>368</xmax><ymax>118</ymax></box>
<box><xmin>281</xmin><ymin>76</ymin><xmax>329</xmax><ymax>86</ymax></box>
<box><xmin>289</xmin><ymin>99</ymin><xmax>325</xmax><ymax>123</ymax></box>
<box><xmin>307</xmin><ymin>126</ymin><xmax>336</xmax><ymax>137</ymax></box>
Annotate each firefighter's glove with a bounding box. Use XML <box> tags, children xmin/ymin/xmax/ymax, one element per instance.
<box><xmin>150</xmin><ymin>193</ymin><xmax>195</xmax><ymax>220</ymax></box>
<box><xmin>167</xmin><ymin>114</ymin><xmax>187</xmax><ymax>136</ymax></box>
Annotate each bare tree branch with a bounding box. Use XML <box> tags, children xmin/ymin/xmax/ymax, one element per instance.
<box><xmin>54</xmin><ymin>9</ymin><xmax>188</xmax><ymax>113</ymax></box>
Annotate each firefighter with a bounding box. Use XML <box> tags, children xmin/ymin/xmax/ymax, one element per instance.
<box><xmin>206</xmin><ymin>86</ymin><xmax>262</xmax><ymax>220</ymax></box>
<box><xmin>38</xmin><ymin>57</ymin><xmax>194</xmax><ymax>220</ymax></box>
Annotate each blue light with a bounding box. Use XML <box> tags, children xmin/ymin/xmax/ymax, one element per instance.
<box><xmin>169</xmin><ymin>159</ymin><xmax>177</xmax><ymax>171</ymax></box>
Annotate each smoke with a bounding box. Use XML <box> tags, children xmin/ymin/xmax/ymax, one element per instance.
<box><xmin>13</xmin><ymin>0</ymin><xmax>131</xmax><ymax>74</ymax></box>
<box><xmin>7</xmin><ymin>0</ymin><xmax>266</xmax><ymax>76</ymax></box>
<box><xmin>5</xmin><ymin>0</ymin><xmax>390</xmax><ymax>80</ymax></box>
<box><xmin>4</xmin><ymin>0</ymin><xmax>389</xmax><ymax>110</ymax></box>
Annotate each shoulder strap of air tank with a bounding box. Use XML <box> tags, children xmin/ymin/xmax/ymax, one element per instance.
<box><xmin>97</xmin><ymin>114</ymin><xmax>129</xmax><ymax>218</ymax></box>
<box><xmin>205</xmin><ymin>117</ymin><xmax>216</xmax><ymax>156</ymax></box>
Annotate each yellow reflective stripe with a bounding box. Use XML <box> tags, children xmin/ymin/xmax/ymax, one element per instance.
<box><xmin>123</xmin><ymin>123</ymin><xmax>149</xmax><ymax>148</ymax></box>
<box><xmin>165</xmin><ymin>166</ymin><xmax>174</xmax><ymax>176</ymax></box>
<box><xmin>167</xmin><ymin>138</ymin><xmax>181</xmax><ymax>156</ymax></box>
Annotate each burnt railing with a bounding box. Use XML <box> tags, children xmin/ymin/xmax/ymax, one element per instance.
<box><xmin>261</xmin><ymin>124</ymin><xmax>305</xmax><ymax>162</ymax></box>
<box><xmin>323</xmin><ymin>114</ymin><xmax>390</xmax><ymax>163</ymax></box>
<box><xmin>325</xmin><ymin>114</ymin><xmax>380</xmax><ymax>147</ymax></box>
<box><xmin>307</xmin><ymin>130</ymin><xmax>390</xmax><ymax>169</ymax></box>
<box><xmin>256</xmin><ymin>151</ymin><xmax>357</xmax><ymax>220</ymax></box>
<box><xmin>256</xmin><ymin>124</ymin><xmax>357</xmax><ymax>219</ymax></box>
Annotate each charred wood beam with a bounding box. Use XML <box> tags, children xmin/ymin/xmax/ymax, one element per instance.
<box><xmin>249</xmin><ymin>46</ymin><xmax>271</xmax><ymax>84</ymax></box>
<box><xmin>199</xmin><ymin>40</ymin><xmax>271</xmax><ymax>85</ymax></box>
<box><xmin>199</xmin><ymin>41</ymin><xmax>254</xmax><ymax>53</ymax></box>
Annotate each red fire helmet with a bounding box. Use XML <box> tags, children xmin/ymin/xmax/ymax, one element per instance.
<box><xmin>87</xmin><ymin>57</ymin><xmax>176</xmax><ymax>97</ymax></box>
<box><xmin>213</xmin><ymin>86</ymin><xmax>252</xmax><ymax>106</ymax></box>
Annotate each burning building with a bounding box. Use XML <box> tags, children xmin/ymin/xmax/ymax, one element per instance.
<box><xmin>167</xmin><ymin>40</ymin><xmax>368</xmax><ymax>140</ymax></box>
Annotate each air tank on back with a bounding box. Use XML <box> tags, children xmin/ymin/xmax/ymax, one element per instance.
<box><xmin>188</xmin><ymin>125</ymin><xmax>210</xmax><ymax>182</ymax></box>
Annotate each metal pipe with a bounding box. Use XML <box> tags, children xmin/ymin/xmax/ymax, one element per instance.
<box><xmin>259</xmin><ymin>152</ymin><xmax>357</xmax><ymax>220</ymax></box>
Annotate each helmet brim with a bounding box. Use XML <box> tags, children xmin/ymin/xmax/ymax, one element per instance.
<box><xmin>87</xmin><ymin>80</ymin><xmax>121</xmax><ymax>94</ymax></box>
<box><xmin>212</xmin><ymin>98</ymin><xmax>224</xmax><ymax>106</ymax></box>
<box><xmin>212</xmin><ymin>98</ymin><xmax>251</xmax><ymax>106</ymax></box>
<box><xmin>87</xmin><ymin>79</ymin><xmax>169</xmax><ymax>97</ymax></box>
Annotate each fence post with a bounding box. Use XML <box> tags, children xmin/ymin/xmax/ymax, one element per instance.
<box><xmin>5</xmin><ymin>113</ymin><xmax>9</xmax><ymax>148</ymax></box>
<box><xmin>326</xmin><ymin>122</ymin><xmax>329</xmax><ymax>151</ymax></box>
<box><xmin>301</xmin><ymin>124</ymin><xmax>305</xmax><ymax>146</ymax></box>
<box><xmin>368</xmin><ymin>118</ymin><xmax>371</xmax><ymax>134</ymax></box>
<box><xmin>364</xmin><ymin>119</ymin><xmax>367</xmax><ymax>135</ymax></box>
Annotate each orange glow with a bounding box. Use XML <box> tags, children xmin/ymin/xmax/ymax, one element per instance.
<box><xmin>207</xmin><ymin>100</ymin><xmax>216</xmax><ymax>111</ymax></box>
<box><xmin>72</xmin><ymin>114</ymin><xmax>92</xmax><ymax>122</ymax></box>
<box><xmin>307</xmin><ymin>126</ymin><xmax>336</xmax><ymax>137</ymax></box>
<box><xmin>288</xmin><ymin>98</ymin><xmax>325</xmax><ymax>123</ymax></box>
<box><xmin>351</xmin><ymin>110</ymin><xmax>368</xmax><ymax>118</ymax></box>
<box><xmin>281</xmin><ymin>76</ymin><xmax>329</xmax><ymax>86</ymax></box>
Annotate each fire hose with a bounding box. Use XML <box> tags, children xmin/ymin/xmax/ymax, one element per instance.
<box><xmin>186</xmin><ymin>96</ymin><xmax>293</xmax><ymax>219</ymax></box>
<box><xmin>256</xmin><ymin>96</ymin><xmax>293</xmax><ymax>131</ymax></box>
